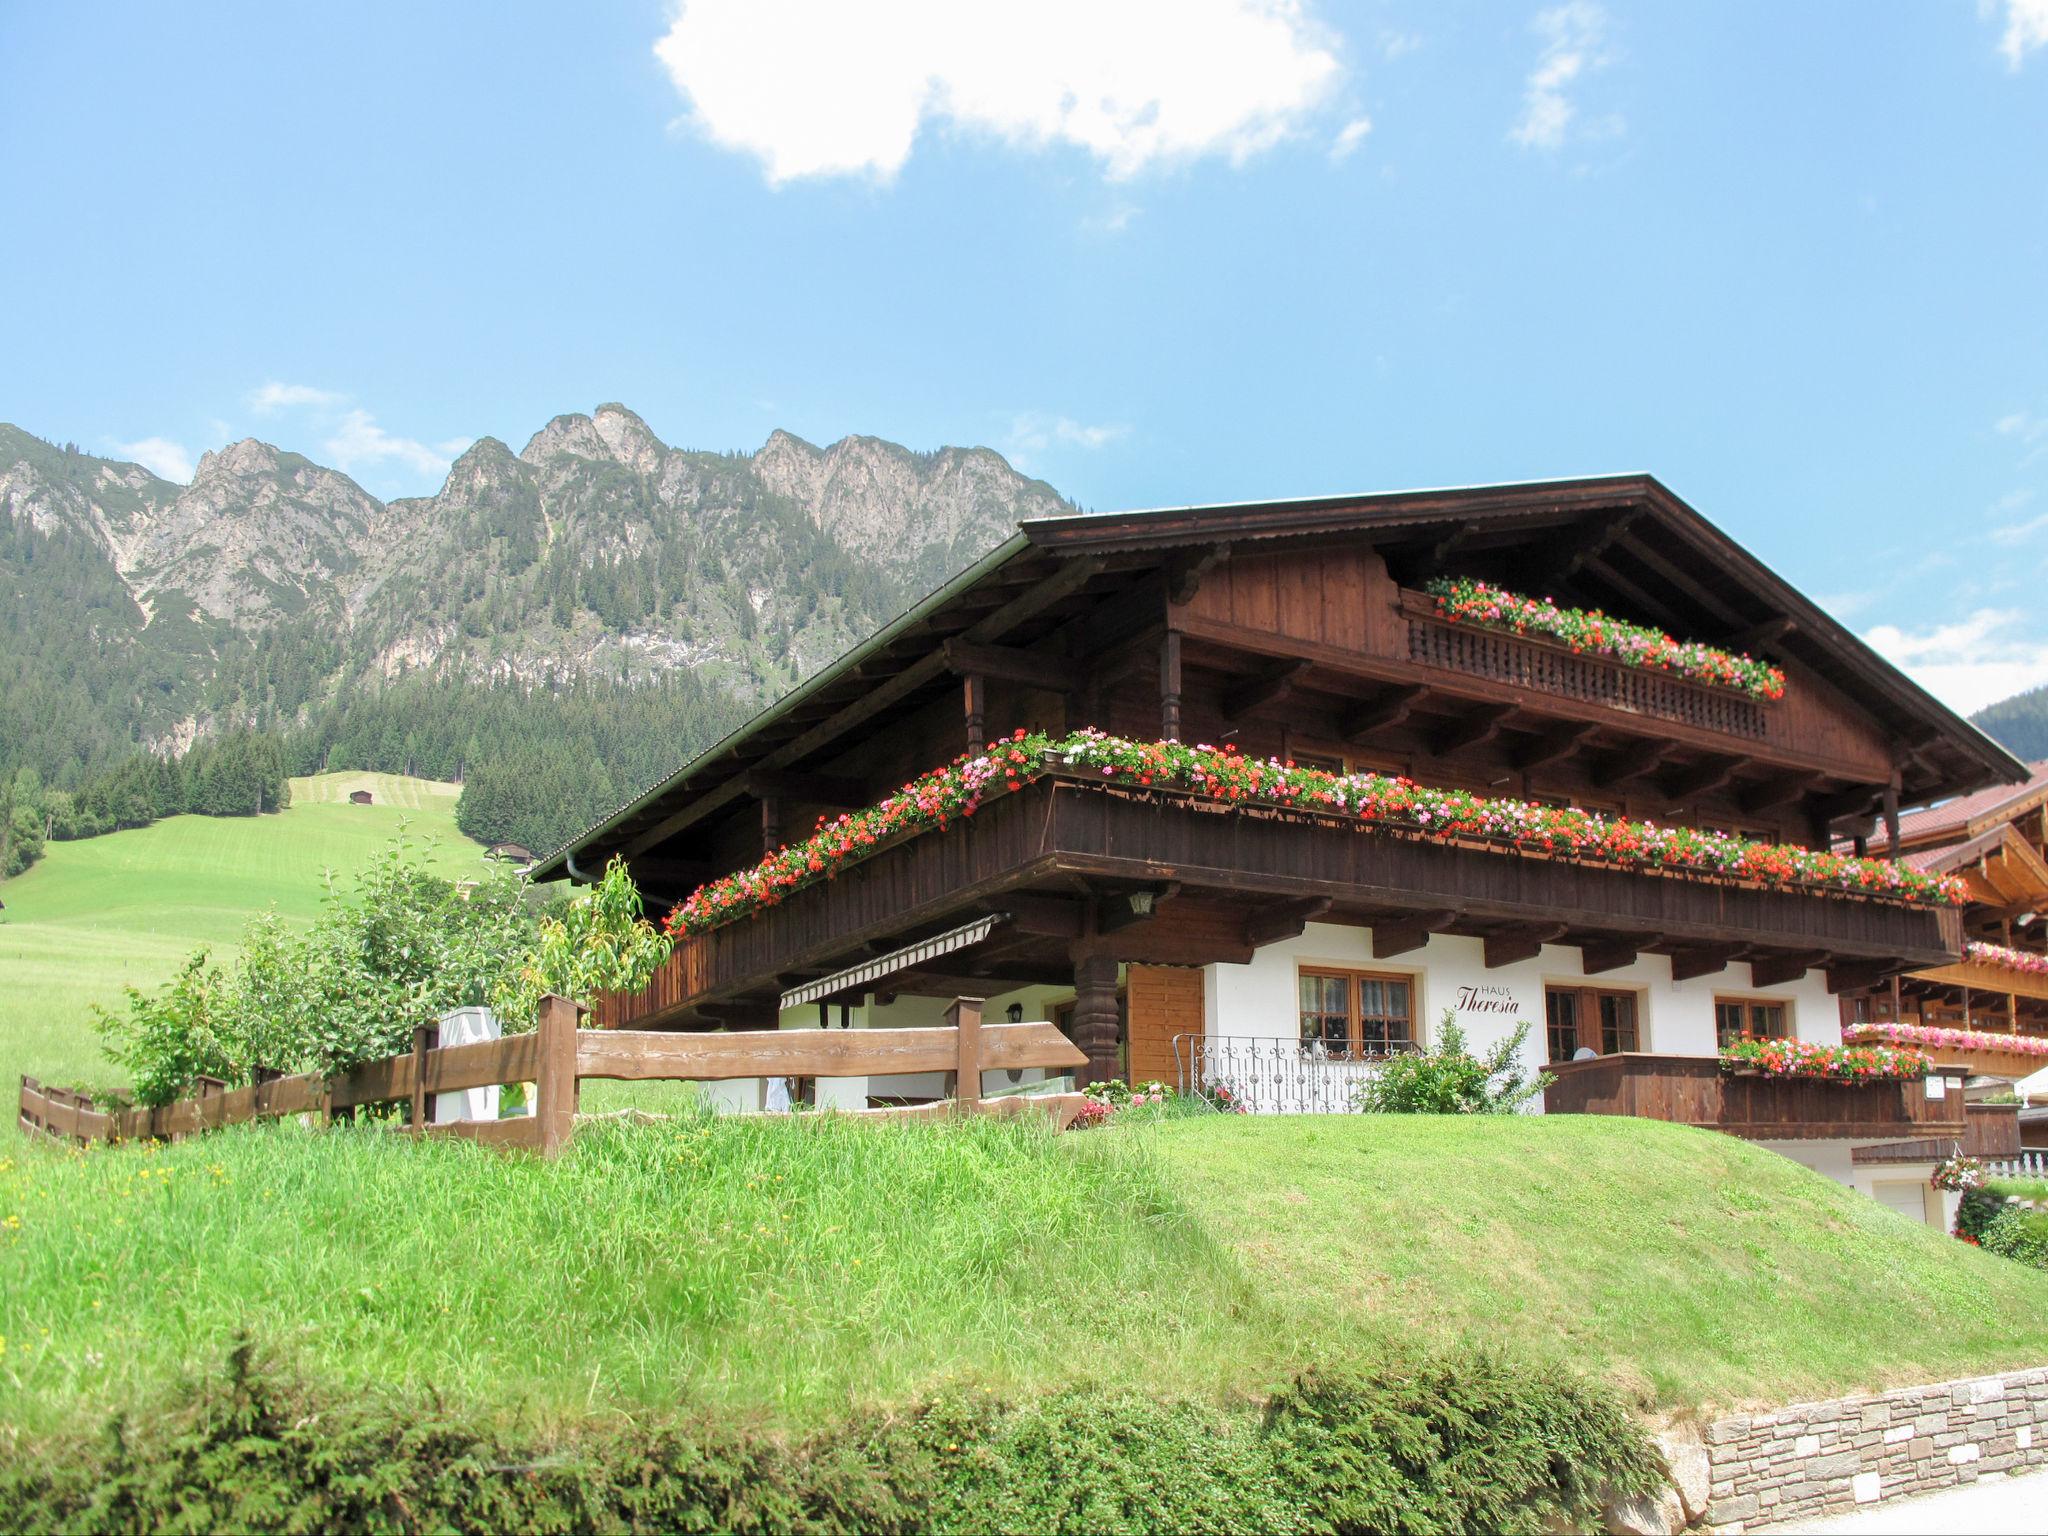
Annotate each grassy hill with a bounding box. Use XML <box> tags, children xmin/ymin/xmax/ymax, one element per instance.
<box><xmin>0</xmin><ymin>772</ymin><xmax>484</xmax><ymax>1103</ymax></box>
<box><xmin>6</xmin><ymin>1111</ymin><xmax>2048</xmax><ymax>1442</ymax></box>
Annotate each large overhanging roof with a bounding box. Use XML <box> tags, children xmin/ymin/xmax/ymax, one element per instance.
<box><xmin>533</xmin><ymin>473</ymin><xmax>2026</xmax><ymax>881</ymax></box>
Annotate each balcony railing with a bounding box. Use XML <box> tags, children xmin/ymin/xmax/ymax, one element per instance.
<box><xmin>1400</xmin><ymin>592</ymin><xmax>1770</xmax><ymax>740</ymax></box>
<box><xmin>1172</xmin><ymin>1033</ymin><xmax>1416</xmax><ymax>1114</ymax></box>
<box><xmin>1543</xmin><ymin>1052</ymin><xmax>1967</xmax><ymax>1141</ymax></box>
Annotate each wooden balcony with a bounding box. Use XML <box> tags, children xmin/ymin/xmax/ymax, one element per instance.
<box><xmin>1543</xmin><ymin>1053</ymin><xmax>1967</xmax><ymax>1142</ymax></box>
<box><xmin>608</xmin><ymin>772</ymin><xmax>1959</xmax><ymax>1029</ymax></box>
<box><xmin>1842</xmin><ymin>1024</ymin><xmax>2048</xmax><ymax>1082</ymax></box>
<box><xmin>1401</xmin><ymin>593</ymin><xmax>1770</xmax><ymax>741</ymax></box>
<box><xmin>1853</xmin><ymin>1103</ymin><xmax>2022</xmax><ymax>1167</ymax></box>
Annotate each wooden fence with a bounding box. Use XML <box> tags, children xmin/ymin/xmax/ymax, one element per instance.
<box><xmin>16</xmin><ymin>996</ymin><xmax>1088</xmax><ymax>1157</ymax></box>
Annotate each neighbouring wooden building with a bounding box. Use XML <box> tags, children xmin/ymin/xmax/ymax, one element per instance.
<box><xmin>537</xmin><ymin>475</ymin><xmax>2025</xmax><ymax>1218</ymax></box>
<box><xmin>349</xmin><ymin>789</ymin><xmax>374</xmax><ymax>806</ymax></box>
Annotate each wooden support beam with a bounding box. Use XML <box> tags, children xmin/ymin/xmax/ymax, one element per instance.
<box><xmin>962</xmin><ymin>671</ymin><xmax>986</xmax><ymax>753</ymax></box>
<box><xmin>1427</xmin><ymin>520</ymin><xmax>1475</xmax><ymax>567</ymax></box>
<box><xmin>1810</xmin><ymin>785</ymin><xmax>1883</xmax><ymax>826</ymax></box>
<box><xmin>1668</xmin><ymin>946</ymin><xmax>1736</xmax><ymax>983</ymax></box>
<box><xmin>744</xmin><ymin>769</ymin><xmax>866</xmax><ymax>809</ymax></box>
<box><xmin>1160</xmin><ymin>630</ymin><xmax>1183</xmax><ymax>742</ymax></box>
<box><xmin>1223</xmin><ymin>660</ymin><xmax>1312</xmax><ymax>721</ymax></box>
<box><xmin>1069</xmin><ymin>949</ymin><xmax>1121</xmax><ymax>1087</ymax></box>
<box><xmin>1664</xmin><ymin>755</ymin><xmax>1749</xmax><ymax>801</ymax></box>
<box><xmin>1594</xmin><ymin>739</ymin><xmax>1672</xmax><ymax>789</ymax></box>
<box><xmin>1166</xmin><ymin>542</ymin><xmax>1232</xmax><ymax>604</ymax></box>
<box><xmin>1484</xmin><ymin>923</ymin><xmax>1568</xmax><ymax>969</ymax></box>
<box><xmin>1529</xmin><ymin>509</ymin><xmax>1640</xmax><ymax>587</ymax></box>
<box><xmin>1341</xmin><ymin>684</ymin><xmax>1426</xmax><ymax>743</ymax></box>
<box><xmin>986</xmin><ymin>893</ymin><xmax>1087</xmax><ymax>939</ymax></box>
<box><xmin>1738</xmin><ymin>773</ymin><xmax>1816</xmax><ymax>815</ymax></box>
<box><xmin>1720</xmin><ymin>615</ymin><xmax>1795</xmax><ymax>653</ymax></box>
<box><xmin>759</xmin><ymin>797</ymin><xmax>782</xmax><ymax>855</ymax></box>
<box><xmin>942</xmin><ymin>638</ymin><xmax>1074</xmax><ymax>693</ymax></box>
<box><xmin>1514</xmin><ymin>721</ymin><xmax>1597</xmax><ymax>772</ymax></box>
<box><xmin>1433</xmin><ymin>705</ymin><xmax>1508</xmax><ymax>756</ymax></box>
<box><xmin>1827</xmin><ymin>958</ymin><xmax>1904</xmax><ymax>995</ymax></box>
<box><xmin>1749</xmin><ymin>949</ymin><xmax>1829</xmax><ymax>988</ymax></box>
<box><xmin>1373</xmin><ymin>908</ymin><xmax>1457</xmax><ymax>959</ymax></box>
<box><xmin>1245</xmin><ymin>897</ymin><xmax>1334</xmax><ymax>948</ymax></box>
<box><xmin>1581</xmin><ymin>934</ymin><xmax>1659</xmax><ymax>975</ymax></box>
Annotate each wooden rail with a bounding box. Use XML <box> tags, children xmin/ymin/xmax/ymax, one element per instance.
<box><xmin>17</xmin><ymin>996</ymin><xmax>1088</xmax><ymax>1158</ymax></box>
<box><xmin>1852</xmin><ymin>1103</ymin><xmax>2022</xmax><ymax>1166</ymax></box>
<box><xmin>1401</xmin><ymin>593</ymin><xmax>1771</xmax><ymax>740</ymax></box>
<box><xmin>1543</xmin><ymin>1052</ymin><xmax>1968</xmax><ymax>1141</ymax></box>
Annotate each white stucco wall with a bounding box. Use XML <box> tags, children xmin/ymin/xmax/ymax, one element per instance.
<box><xmin>1200</xmin><ymin>921</ymin><xmax>1843</xmax><ymax>1100</ymax></box>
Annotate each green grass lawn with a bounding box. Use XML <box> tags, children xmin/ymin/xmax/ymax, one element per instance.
<box><xmin>1156</xmin><ymin>1114</ymin><xmax>2048</xmax><ymax>1410</ymax></box>
<box><xmin>0</xmin><ymin>773</ymin><xmax>483</xmax><ymax>1105</ymax></box>
<box><xmin>7</xmin><ymin>1109</ymin><xmax>2048</xmax><ymax>1440</ymax></box>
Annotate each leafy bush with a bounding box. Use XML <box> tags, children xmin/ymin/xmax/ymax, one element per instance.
<box><xmin>1981</xmin><ymin>1203</ymin><xmax>2048</xmax><ymax>1270</ymax></box>
<box><xmin>492</xmin><ymin>856</ymin><xmax>671</xmax><ymax>1030</ymax></box>
<box><xmin>91</xmin><ymin>838</ymin><xmax>667</xmax><ymax>1103</ymax></box>
<box><xmin>1351</xmin><ymin>1014</ymin><xmax>1550</xmax><ymax>1115</ymax></box>
<box><xmin>0</xmin><ymin>1343</ymin><xmax>1654</xmax><ymax>1535</ymax></box>
<box><xmin>1956</xmin><ymin>1187</ymin><xmax>2010</xmax><ymax>1245</ymax></box>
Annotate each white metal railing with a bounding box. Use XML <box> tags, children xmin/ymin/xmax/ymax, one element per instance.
<box><xmin>1172</xmin><ymin>1033</ymin><xmax>1416</xmax><ymax>1114</ymax></box>
<box><xmin>1986</xmin><ymin>1150</ymin><xmax>2048</xmax><ymax>1181</ymax></box>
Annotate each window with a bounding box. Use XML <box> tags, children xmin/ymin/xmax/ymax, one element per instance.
<box><xmin>1298</xmin><ymin>968</ymin><xmax>1414</xmax><ymax>1058</ymax></box>
<box><xmin>1291</xmin><ymin>751</ymin><xmax>1347</xmax><ymax>775</ymax></box>
<box><xmin>1545</xmin><ymin>989</ymin><xmax>1579</xmax><ymax>1064</ymax></box>
<box><xmin>1715</xmin><ymin>997</ymin><xmax>1789</xmax><ymax>1049</ymax></box>
<box><xmin>1544</xmin><ymin>985</ymin><xmax>1643</xmax><ymax>1062</ymax></box>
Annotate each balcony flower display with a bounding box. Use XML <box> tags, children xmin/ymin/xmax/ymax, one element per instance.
<box><xmin>1844</xmin><ymin>1021</ymin><xmax>2048</xmax><ymax>1059</ymax></box>
<box><xmin>1423</xmin><ymin>577</ymin><xmax>1788</xmax><ymax>702</ymax></box>
<box><xmin>663</xmin><ymin>730</ymin><xmax>1966</xmax><ymax>937</ymax></box>
<box><xmin>1718</xmin><ymin>1037</ymin><xmax>1928</xmax><ymax>1082</ymax></box>
<box><xmin>1964</xmin><ymin>940</ymin><xmax>2048</xmax><ymax>978</ymax></box>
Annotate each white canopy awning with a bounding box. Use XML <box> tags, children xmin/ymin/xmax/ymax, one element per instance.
<box><xmin>779</xmin><ymin>914</ymin><xmax>1006</xmax><ymax>1010</ymax></box>
<box><xmin>2015</xmin><ymin>1064</ymin><xmax>2048</xmax><ymax>1105</ymax></box>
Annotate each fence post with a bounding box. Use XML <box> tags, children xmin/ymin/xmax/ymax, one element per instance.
<box><xmin>536</xmin><ymin>994</ymin><xmax>581</xmax><ymax>1156</ymax></box>
<box><xmin>947</xmin><ymin>996</ymin><xmax>985</xmax><ymax>1115</ymax></box>
<box><xmin>410</xmin><ymin>1024</ymin><xmax>438</xmax><ymax>1130</ymax></box>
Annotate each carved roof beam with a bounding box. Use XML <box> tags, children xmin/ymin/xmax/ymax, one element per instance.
<box><xmin>1373</xmin><ymin>908</ymin><xmax>1458</xmax><ymax>959</ymax></box>
<box><xmin>1483</xmin><ymin>923</ymin><xmax>1569</xmax><ymax>969</ymax></box>
<box><xmin>1594</xmin><ymin>739</ymin><xmax>1673</xmax><ymax>789</ymax></box>
<box><xmin>1223</xmin><ymin>659</ymin><xmax>1314</xmax><ymax>721</ymax></box>
<box><xmin>1341</xmin><ymin>684</ymin><xmax>1428</xmax><ymax>744</ymax></box>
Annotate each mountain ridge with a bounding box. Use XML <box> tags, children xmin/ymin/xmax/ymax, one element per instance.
<box><xmin>0</xmin><ymin>409</ymin><xmax>1073</xmax><ymax>787</ymax></box>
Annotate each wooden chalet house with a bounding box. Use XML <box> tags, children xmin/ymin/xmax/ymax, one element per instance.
<box><xmin>1833</xmin><ymin>765</ymin><xmax>2048</xmax><ymax>1161</ymax></box>
<box><xmin>538</xmin><ymin>475</ymin><xmax>2024</xmax><ymax>1213</ymax></box>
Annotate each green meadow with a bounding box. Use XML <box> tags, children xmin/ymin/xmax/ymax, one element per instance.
<box><xmin>0</xmin><ymin>773</ymin><xmax>484</xmax><ymax>1106</ymax></box>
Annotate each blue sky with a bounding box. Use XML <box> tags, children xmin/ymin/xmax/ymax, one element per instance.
<box><xmin>4</xmin><ymin>1</ymin><xmax>2046</xmax><ymax>713</ymax></box>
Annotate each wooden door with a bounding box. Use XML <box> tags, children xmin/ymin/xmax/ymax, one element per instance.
<box><xmin>1127</xmin><ymin>965</ymin><xmax>1205</xmax><ymax>1089</ymax></box>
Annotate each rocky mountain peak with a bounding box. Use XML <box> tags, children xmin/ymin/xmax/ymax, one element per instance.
<box><xmin>519</xmin><ymin>412</ymin><xmax>614</xmax><ymax>467</ymax></box>
<box><xmin>591</xmin><ymin>403</ymin><xmax>668</xmax><ymax>474</ymax></box>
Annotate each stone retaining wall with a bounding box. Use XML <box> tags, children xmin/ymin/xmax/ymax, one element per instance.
<box><xmin>1701</xmin><ymin>1365</ymin><xmax>2048</xmax><ymax>1529</ymax></box>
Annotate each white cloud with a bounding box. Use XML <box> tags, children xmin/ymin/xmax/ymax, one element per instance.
<box><xmin>1330</xmin><ymin>116</ymin><xmax>1373</xmax><ymax>160</ymax></box>
<box><xmin>1007</xmin><ymin>412</ymin><xmax>1130</xmax><ymax>456</ymax></box>
<box><xmin>323</xmin><ymin>409</ymin><xmax>471</xmax><ymax>481</ymax></box>
<box><xmin>114</xmin><ymin>437</ymin><xmax>196</xmax><ymax>483</ymax></box>
<box><xmin>1865</xmin><ymin>607</ymin><xmax>2048</xmax><ymax>715</ymax></box>
<box><xmin>653</xmin><ymin>0</ymin><xmax>1342</xmax><ymax>184</ymax></box>
<box><xmin>1510</xmin><ymin>2</ymin><xmax>1614</xmax><ymax>151</ymax></box>
<box><xmin>248</xmin><ymin>381</ymin><xmax>345</xmax><ymax>414</ymax></box>
<box><xmin>1995</xmin><ymin>0</ymin><xmax>2048</xmax><ymax>67</ymax></box>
